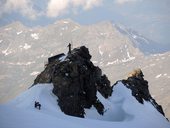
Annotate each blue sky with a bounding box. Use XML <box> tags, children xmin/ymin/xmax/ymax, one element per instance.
<box><xmin>0</xmin><ymin>0</ymin><xmax>170</xmax><ymax>47</ymax></box>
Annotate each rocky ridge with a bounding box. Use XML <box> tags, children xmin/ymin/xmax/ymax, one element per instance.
<box><xmin>34</xmin><ymin>46</ymin><xmax>112</xmax><ymax>117</ymax></box>
<box><xmin>1</xmin><ymin>20</ymin><xmax>170</xmax><ymax>119</ymax></box>
<box><xmin>121</xmin><ymin>69</ymin><xmax>165</xmax><ymax>117</ymax></box>
<box><xmin>33</xmin><ymin>46</ymin><xmax>166</xmax><ymax>119</ymax></box>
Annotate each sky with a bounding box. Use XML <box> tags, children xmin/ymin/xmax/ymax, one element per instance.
<box><xmin>0</xmin><ymin>0</ymin><xmax>170</xmax><ymax>47</ymax></box>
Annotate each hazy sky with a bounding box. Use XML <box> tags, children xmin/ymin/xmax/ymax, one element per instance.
<box><xmin>0</xmin><ymin>0</ymin><xmax>170</xmax><ymax>47</ymax></box>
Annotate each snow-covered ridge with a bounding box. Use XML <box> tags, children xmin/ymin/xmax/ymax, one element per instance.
<box><xmin>0</xmin><ymin>83</ymin><xmax>169</xmax><ymax>128</ymax></box>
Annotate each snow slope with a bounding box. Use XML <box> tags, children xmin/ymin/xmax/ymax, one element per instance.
<box><xmin>0</xmin><ymin>83</ymin><xmax>170</xmax><ymax>128</ymax></box>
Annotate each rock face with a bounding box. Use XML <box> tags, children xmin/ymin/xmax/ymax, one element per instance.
<box><xmin>34</xmin><ymin>46</ymin><xmax>112</xmax><ymax>117</ymax></box>
<box><xmin>120</xmin><ymin>69</ymin><xmax>165</xmax><ymax>117</ymax></box>
<box><xmin>33</xmin><ymin>46</ymin><xmax>166</xmax><ymax>119</ymax></box>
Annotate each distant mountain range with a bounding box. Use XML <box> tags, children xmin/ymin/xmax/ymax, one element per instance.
<box><xmin>114</xmin><ymin>23</ymin><xmax>169</xmax><ymax>54</ymax></box>
<box><xmin>0</xmin><ymin>19</ymin><xmax>170</xmax><ymax>118</ymax></box>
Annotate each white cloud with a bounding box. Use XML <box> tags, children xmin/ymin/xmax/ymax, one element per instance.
<box><xmin>72</xmin><ymin>0</ymin><xmax>102</xmax><ymax>10</ymax></box>
<box><xmin>0</xmin><ymin>0</ymin><xmax>103</xmax><ymax>19</ymax></box>
<box><xmin>46</xmin><ymin>0</ymin><xmax>103</xmax><ymax>18</ymax></box>
<box><xmin>115</xmin><ymin>0</ymin><xmax>140</xmax><ymax>5</ymax></box>
<box><xmin>46</xmin><ymin>0</ymin><xmax>69</xmax><ymax>17</ymax></box>
<box><xmin>0</xmin><ymin>0</ymin><xmax>40</xmax><ymax>19</ymax></box>
<box><xmin>84</xmin><ymin>0</ymin><xmax>102</xmax><ymax>10</ymax></box>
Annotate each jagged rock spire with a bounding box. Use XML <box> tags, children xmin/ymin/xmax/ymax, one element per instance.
<box><xmin>33</xmin><ymin>46</ymin><xmax>112</xmax><ymax>117</ymax></box>
<box><xmin>120</xmin><ymin>69</ymin><xmax>165</xmax><ymax>117</ymax></box>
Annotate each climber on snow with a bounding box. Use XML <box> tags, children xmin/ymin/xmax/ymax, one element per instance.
<box><xmin>34</xmin><ymin>101</ymin><xmax>41</xmax><ymax>110</ymax></box>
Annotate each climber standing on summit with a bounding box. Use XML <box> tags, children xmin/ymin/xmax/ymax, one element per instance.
<box><xmin>67</xmin><ymin>43</ymin><xmax>71</xmax><ymax>54</ymax></box>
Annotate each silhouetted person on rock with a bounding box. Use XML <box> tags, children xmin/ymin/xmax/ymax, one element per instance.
<box><xmin>67</xmin><ymin>43</ymin><xmax>71</xmax><ymax>54</ymax></box>
<box><xmin>34</xmin><ymin>101</ymin><xmax>41</xmax><ymax>110</ymax></box>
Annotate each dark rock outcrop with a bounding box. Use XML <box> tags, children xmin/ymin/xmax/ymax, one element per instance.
<box><xmin>33</xmin><ymin>46</ymin><xmax>112</xmax><ymax>117</ymax></box>
<box><xmin>33</xmin><ymin>46</ymin><xmax>167</xmax><ymax>119</ymax></box>
<box><xmin>118</xmin><ymin>68</ymin><xmax>165</xmax><ymax>117</ymax></box>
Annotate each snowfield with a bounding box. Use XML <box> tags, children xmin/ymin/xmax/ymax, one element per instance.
<box><xmin>0</xmin><ymin>82</ymin><xmax>170</xmax><ymax>128</ymax></box>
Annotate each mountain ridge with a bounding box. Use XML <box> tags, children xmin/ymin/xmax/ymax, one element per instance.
<box><xmin>0</xmin><ymin>19</ymin><xmax>170</xmax><ymax>119</ymax></box>
<box><xmin>32</xmin><ymin>46</ymin><xmax>166</xmax><ymax>119</ymax></box>
<box><xmin>1</xmin><ymin>81</ymin><xmax>169</xmax><ymax>128</ymax></box>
